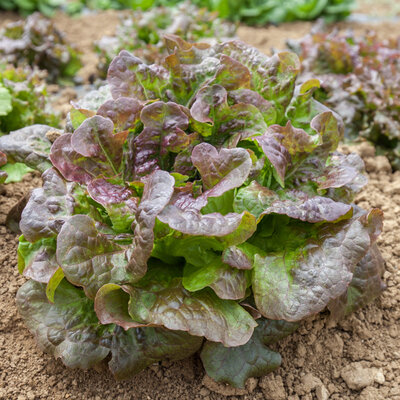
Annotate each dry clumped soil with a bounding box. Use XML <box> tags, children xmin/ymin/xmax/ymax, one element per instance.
<box><xmin>1</xmin><ymin>4</ymin><xmax>400</xmax><ymax>400</ymax></box>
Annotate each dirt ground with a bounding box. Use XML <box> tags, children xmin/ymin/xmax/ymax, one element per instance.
<box><xmin>1</xmin><ymin>1</ymin><xmax>400</xmax><ymax>399</ymax></box>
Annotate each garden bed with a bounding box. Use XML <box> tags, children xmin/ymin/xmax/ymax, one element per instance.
<box><xmin>0</xmin><ymin>4</ymin><xmax>400</xmax><ymax>399</ymax></box>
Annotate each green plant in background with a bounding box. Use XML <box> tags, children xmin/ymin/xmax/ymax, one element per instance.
<box><xmin>95</xmin><ymin>1</ymin><xmax>236</xmax><ymax>77</ymax></box>
<box><xmin>0</xmin><ymin>0</ymin><xmax>65</xmax><ymax>16</ymax></box>
<box><xmin>0</xmin><ymin>64</ymin><xmax>60</xmax><ymax>182</ymax></box>
<box><xmin>191</xmin><ymin>0</ymin><xmax>355</xmax><ymax>24</ymax></box>
<box><xmin>289</xmin><ymin>28</ymin><xmax>400</xmax><ymax>170</ymax></box>
<box><xmin>0</xmin><ymin>13</ymin><xmax>82</xmax><ymax>83</ymax></box>
<box><xmin>0</xmin><ymin>0</ymin><xmax>354</xmax><ymax>24</ymax></box>
<box><xmin>4</xmin><ymin>36</ymin><xmax>385</xmax><ymax>387</ymax></box>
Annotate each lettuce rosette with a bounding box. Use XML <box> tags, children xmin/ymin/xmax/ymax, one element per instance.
<box><xmin>13</xmin><ymin>36</ymin><xmax>385</xmax><ymax>387</ymax></box>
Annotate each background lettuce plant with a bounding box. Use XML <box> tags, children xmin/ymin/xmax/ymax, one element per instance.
<box><xmin>0</xmin><ymin>0</ymin><xmax>354</xmax><ymax>24</ymax></box>
<box><xmin>289</xmin><ymin>28</ymin><xmax>400</xmax><ymax>169</ymax></box>
<box><xmin>12</xmin><ymin>36</ymin><xmax>385</xmax><ymax>387</ymax></box>
<box><xmin>95</xmin><ymin>2</ymin><xmax>236</xmax><ymax>78</ymax></box>
<box><xmin>0</xmin><ymin>13</ymin><xmax>82</xmax><ymax>83</ymax></box>
<box><xmin>0</xmin><ymin>64</ymin><xmax>60</xmax><ymax>182</ymax></box>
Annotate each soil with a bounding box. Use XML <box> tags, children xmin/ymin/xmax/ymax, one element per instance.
<box><xmin>1</xmin><ymin>1</ymin><xmax>400</xmax><ymax>399</ymax></box>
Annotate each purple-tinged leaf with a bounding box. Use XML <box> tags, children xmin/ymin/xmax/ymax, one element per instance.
<box><xmin>267</xmin><ymin>121</ymin><xmax>317</xmax><ymax>156</ymax></box>
<box><xmin>316</xmin><ymin>152</ymin><xmax>367</xmax><ymax>192</ymax></box>
<box><xmin>18</xmin><ymin>235</ymin><xmax>58</xmax><ymax>283</ymax></box>
<box><xmin>228</xmin><ymin>89</ymin><xmax>277</xmax><ymax>125</ymax></box>
<box><xmin>191</xmin><ymin>142</ymin><xmax>252</xmax><ymax>193</ymax></box>
<box><xmin>253</xmin><ymin>210</ymin><xmax>383</xmax><ymax>321</ymax></box>
<box><xmin>260</xmin><ymin>191</ymin><xmax>353</xmax><ymax>223</ymax></box>
<box><xmin>71</xmin><ymin>115</ymin><xmax>128</xmax><ymax>176</ymax></box>
<box><xmin>50</xmin><ymin>133</ymin><xmax>96</xmax><ymax>185</ymax></box>
<box><xmin>127</xmin><ymin>170</ymin><xmax>175</xmax><ymax>278</ymax></box>
<box><xmin>20</xmin><ymin>168</ymin><xmax>77</xmax><ymax>242</ymax></box>
<box><xmin>310</xmin><ymin>111</ymin><xmax>343</xmax><ymax>152</ymax></box>
<box><xmin>16</xmin><ymin>279</ymin><xmax>109</xmax><ymax>369</ymax></box>
<box><xmin>210</xmin><ymin>270</ymin><xmax>247</xmax><ymax>300</ymax></box>
<box><xmin>57</xmin><ymin>215</ymin><xmax>133</xmax><ymax>299</ymax></box>
<box><xmin>0</xmin><ymin>124</ymin><xmax>60</xmax><ymax>172</ymax></box>
<box><xmin>233</xmin><ymin>180</ymin><xmax>277</xmax><ymax>218</ymax></box>
<box><xmin>98</xmin><ymin>277</ymin><xmax>257</xmax><ymax>346</ymax></box>
<box><xmin>163</xmin><ymin>37</ymin><xmax>218</xmax><ymax>105</ymax></box>
<box><xmin>97</xmin><ymin>97</ymin><xmax>143</xmax><ymax>131</ymax></box>
<box><xmin>88</xmin><ymin>179</ymin><xmax>138</xmax><ymax>232</ymax></box>
<box><xmin>106</xmin><ymin>326</ymin><xmax>202</xmax><ymax>380</ymax></box>
<box><xmin>328</xmin><ymin>244</ymin><xmax>386</xmax><ymax>320</ymax></box>
<box><xmin>214</xmin><ymin>54</ymin><xmax>251</xmax><ymax>90</ymax></box>
<box><xmin>253</xmin><ymin>133</ymin><xmax>290</xmax><ymax>185</ymax></box>
<box><xmin>95</xmin><ymin>284</ymin><xmax>150</xmax><ymax>329</ymax></box>
<box><xmin>134</xmin><ymin>101</ymin><xmax>193</xmax><ymax>177</ymax></box>
<box><xmin>158</xmin><ymin>206</ymin><xmax>256</xmax><ymax>246</ymax></box>
<box><xmin>108</xmin><ymin>50</ymin><xmax>168</xmax><ymax>100</ymax></box>
<box><xmin>201</xmin><ymin>319</ymin><xmax>298</xmax><ymax>388</ymax></box>
<box><xmin>219</xmin><ymin>41</ymin><xmax>300</xmax><ymax>115</ymax></box>
<box><xmin>190</xmin><ymin>85</ymin><xmax>268</xmax><ymax>146</ymax></box>
<box><xmin>222</xmin><ymin>245</ymin><xmax>253</xmax><ymax>270</ymax></box>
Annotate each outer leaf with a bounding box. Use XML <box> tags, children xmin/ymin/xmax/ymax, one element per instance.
<box><xmin>253</xmin><ymin>211</ymin><xmax>382</xmax><ymax>321</ymax></box>
<box><xmin>317</xmin><ymin>152</ymin><xmax>368</xmax><ymax>194</ymax></box>
<box><xmin>201</xmin><ymin>319</ymin><xmax>298</xmax><ymax>388</ymax></box>
<box><xmin>56</xmin><ymin>215</ymin><xmax>133</xmax><ymax>299</ymax></box>
<box><xmin>0</xmin><ymin>124</ymin><xmax>58</xmax><ymax>172</ymax></box>
<box><xmin>96</xmin><ymin>278</ymin><xmax>257</xmax><ymax>347</ymax></box>
<box><xmin>107</xmin><ymin>326</ymin><xmax>203</xmax><ymax>380</ymax></box>
<box><xmin>20</xmin><ymin>168</ymin><xmax>78</xmax><ymax>242</ymax></box>
<box><xmin>18</xmin><ymin>236</ymin><xmax>58</xmax><ymax>283</ymax></box>
<box><xmin>328</xmin><ymin>244</ymin><xmax>386</xmax><ymax>320</ymax></box>
<box><xmin>16</xmin><ymin>279</ymin><xmax>109</xmax><ymax>369</ymax></box>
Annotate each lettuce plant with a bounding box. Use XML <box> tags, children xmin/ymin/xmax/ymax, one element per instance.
<box><xmin>95</xmin><ymin>2</ymin><xmax>236</xmax><ymax>78</ymax></box>
<box><xmin>0</xmin><ymin>13</ymin><xmax>82</xmax><ymax>83</ymax></box>
<box><xmin>191</xmin><ymin>0</ymin><xmax>355</xmax><ymax>25</ymax></box>
<box><xmin>0</xmin><ymin>0</ymin><xmax>64</xmax><ymax>16</ymax></box>
<box><xmin>15</xmin><ymin>36</ymin><xmax>385</xmax><ymax>387</ymax></box>
<box><xmin>289</xmin><ymin>29</ymin><xmax>400</xmax><ymax>169</ymax></box>
<box><xmin>0</xmin><ymin>65</ymin><xmax>59</xmax><ymax>134</ymax></box>
<box><xmin>0</xmin><ymin>64</ymin><xmax>60</xmax><ymax>182</ymax></box>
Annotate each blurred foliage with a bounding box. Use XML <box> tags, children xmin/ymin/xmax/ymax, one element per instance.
<box><xmin>290</xmin><ymin>27</ymin><xmax>400</xmax><ymax>169</ymax></box>
<box><xmin>0</xmin><ymin>0</ymin><xmax>354</xmax><ymax>24</ymax></box>
<box><xmin>95</xmin><ymin>2</ymin><xmax>236</xmax><ymax>77</ymax></box>
<box><xmin>0</xmin><ymin>13</ymin><xmax>82</xmax><ymax>83</ymax></box>
<box><xmin>0</xmin><ymin>64</ymin><xmax>59</xmax><ymax>134</ymax></box>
